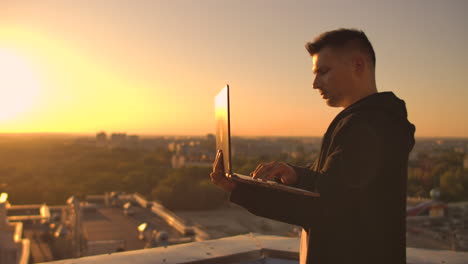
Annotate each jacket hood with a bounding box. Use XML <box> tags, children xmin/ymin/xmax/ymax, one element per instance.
<box><xmin>340</xmin><ymin>92</ymin><xmax>416</xmax><ymax>151</ymax></box>
<box><xmin>346</xmin><ymin>92</ymin><xmax>408</xmax><ymax>118</ymax></box>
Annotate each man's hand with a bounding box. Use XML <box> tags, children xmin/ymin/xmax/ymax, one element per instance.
<box><xmin>210</xmin><ymin>150</ymin><xmax>237</xmax><ymax>192</ymax></box>
<box><xmin>251</xmin><ymin>161</ymin><xmax>298</xmax><ymax>185</ymax></box>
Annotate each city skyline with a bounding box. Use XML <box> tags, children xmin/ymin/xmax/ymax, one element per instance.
<box><xmin>1</xmin><ymin>0</ymin><xmax>467</xmax><ymax>137</ymax></box>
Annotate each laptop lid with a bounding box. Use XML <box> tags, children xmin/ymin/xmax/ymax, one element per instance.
<box><xmin>214</xmin><ymin>84</ymin><xmax>232</xmax><ymax>176</ymax></box>
<box><xmin>214</xmin><ymin>85</ymin><xmax>320</xmax><ymax>198</ymax></box>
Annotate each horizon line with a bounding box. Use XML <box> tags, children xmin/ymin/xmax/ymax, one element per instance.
<box><xmin>0</xmin><ymin>132</ymin><xmax>467</xmax><ymax>140</ymax></box>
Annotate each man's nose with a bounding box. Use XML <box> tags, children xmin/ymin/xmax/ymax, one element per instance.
<box><xmin>312</xmin><ymin>76</ymin><xmax>320</xmax><ymax>89</ymax></box>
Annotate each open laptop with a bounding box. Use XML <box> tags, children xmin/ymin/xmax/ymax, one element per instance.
<box><xmin>214</xmin><ymin>85</ymin><xmax>320</xmax><ymax>197</ymax></box>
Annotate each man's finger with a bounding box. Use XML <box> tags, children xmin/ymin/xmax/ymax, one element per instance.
<box><xmin>257</xmin><ymin>162</ymin><xmax>277</xmax><ymax>174</ymax></box>
<box><xmin>210</xmin><ymin>172</ymin><xmax>216</xmax><ymax>182</ymax></box>
<box><xmin>252</xmin><ymin>162</ymin><xmax>278</xmax><ymax>179</ymax></box>
<box><xmin>259</xmin><ymin>166</ymin><xmax>282</xmax><ymax>182</ymax></box>
<box><xmin>251</xmin><ymin>163</ymin><xmax>265</xmax><ymax>179</ymax></box>
<box><xmin>212</xmin><ymin>150</ymin><xmax>220</xmax><ymax>171</ymax></box>
<box><xmin>252</xmin><ymin>164</ymin><xmax>268</xmax><ymax>179</ymax></box>
<box><xmin>210</xmin><ymin>171</ymin><xmax>221</xmax><ymax>183</ymax></box>
<box><xmin>213</xmin><ymin>150</ymin><xmax>224</xmax><ymax>173</ymax></box>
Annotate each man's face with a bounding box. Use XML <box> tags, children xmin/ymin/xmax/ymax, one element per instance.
<box><xmin>312</xmin><ymin>47</ymin><xmax>353</xmax><ymax>108</ymax></box>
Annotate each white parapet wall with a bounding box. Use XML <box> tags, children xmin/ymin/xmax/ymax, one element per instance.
<box><xmin>130</xmin><ymin>193</ymin><xmax>211</xmax><ymax>240</ymax></box>
<box><xmin>0</xmin><ymin>193</ymin><xmax>30</xmax><ymax>264</ymax></box>
<box><xmin>19</xmin><ymin>239</ymin><xmax>30</xmax><ymax>264</ymax></box>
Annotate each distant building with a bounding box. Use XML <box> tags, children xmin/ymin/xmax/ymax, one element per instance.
<box><xmin>96</xmin><ymin>132</ymin><xmax>107</xmax><ymax>142</ymax></box>
<box><xmin>96</xmin><ymin>132</ymin><xmax>141</xmax><ymax>149</ymax></box>
<box><xmin>167</xmin><ymin>142</ymin><xmax>176</xmax><ymax>152</ymax></box>
<box><xmin>171</xmin><ymin>154</ymin><xmax>185</xmax><ymax>169</ymax></box>
<box><xmin>111</xmin><ymin>133</ymin><xmax>127</xmax><ymax>145</ymax></box>
<box><xmin>206</xmin><ymin>133</ymin><xmax>215</xmax><ymax>141</ymax></box>
<box><xmin>454</xmin><ymin>147</ymin><xmax>465</xmax><ymax>154</ymax></box>
<box><xmin>96</xmin><ymin>132</ymin><xmax>107</xmax><ymax>147</ymax></box>
<box><xmin>127</xmin><ymin>135</ymin><xmax>139</xmax><ymax>147</ymax></box>
<box><xmin>171</xmin><ymin>154</ymin><xmax>212</xmax><ymax>169</ymax></box>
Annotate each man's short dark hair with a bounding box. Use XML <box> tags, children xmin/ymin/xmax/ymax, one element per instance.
<box><xmin>305</xmin><ymin>28</ymin><xmax>376</xmax><ymax>68</ymax></box>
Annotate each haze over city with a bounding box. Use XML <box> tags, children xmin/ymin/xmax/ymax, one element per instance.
<box><xmin>1</xmin><ymin>0</ymin><xmax>467</xmax><ymax>137</ymax></box>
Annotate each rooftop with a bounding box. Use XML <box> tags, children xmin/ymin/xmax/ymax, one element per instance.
<box><xmin>3</xmin><ymin>192</ymin><xmax>468</xmax><ymax>264</ymax></box>
<box><xmin>82</xmin><ymin>205</ymin><xmax>184</xmax><ymax>252</ymax></box>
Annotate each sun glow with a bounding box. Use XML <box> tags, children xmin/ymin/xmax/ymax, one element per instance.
<box><xmin>0</xmin><ymin>48</ymin><xmax>41</xmax><ymax>122</ymax></box>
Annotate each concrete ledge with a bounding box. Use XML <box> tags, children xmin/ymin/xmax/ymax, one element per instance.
<box><xmin>44</xmin><ymin>233</ymin><xmax>468</xmax><ymax>264</ymax></box>
<box><xmin>407</xmin><ymin>247</ymin><xmax>468</xmax><ymax>264</ymax></box>
<box><xmin>44</xmin><ymin>233</ymin><xmax>299</xmax><ymax>264</ymax></box>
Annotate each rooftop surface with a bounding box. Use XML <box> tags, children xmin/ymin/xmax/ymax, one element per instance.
<box><xmin>5</xmin><ymin>193</ymin><xmax>467</xmax><ymax>263</ymax></box>
<box><xmin>83</xmin><ymin>207</ymin><xmax>145</xmax><ymax>251</ymax></box>
<box><xmin>175</xmin><ymin>205</ymin><xmax>297</xmax><ymax>239</ymax></box>
<box><xmin>82</xmin><ymin>205</ymin><xmax>186</xmax><ymax>253</ymax></box>
<box><xmin>22</xmin><ymin>225</ymin><xmax>54</xmax><ymax>263</ymax></box>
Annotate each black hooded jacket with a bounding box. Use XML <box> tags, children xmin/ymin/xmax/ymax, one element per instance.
<box><xmin>230</xmin><ymin>92</ymin><xmax>416</xmax><ymax>264</ymax></box>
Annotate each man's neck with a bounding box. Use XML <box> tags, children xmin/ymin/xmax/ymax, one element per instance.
<box><xmin>343</xmin><ymin>83</ymin><xmax>378</xmax><ymax>109</ymax></box>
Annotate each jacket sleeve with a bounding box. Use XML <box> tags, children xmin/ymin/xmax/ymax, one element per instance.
<box><xmin>289</xmin><ymin>161</ymin><xmax>318</xmax><ymax>191</ymax></box>
<box><xmin>230</xmin><ymin>116</ymin><xmax>381</xmax><ymax>229</ymax></box>
<box><xmin>230</xmin><ymin>181</ymin><xmax>317</xmax><ymax>227</ymax></box>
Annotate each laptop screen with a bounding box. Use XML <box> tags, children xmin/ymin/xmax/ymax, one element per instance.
<box><xmin>214</xmin><ymin>85</ymin><xmax>232</xmax><ymax>176</ymax></box>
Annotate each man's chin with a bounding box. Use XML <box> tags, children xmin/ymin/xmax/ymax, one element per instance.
<box><xmin>325</xmin><ymin>98</ymin><xmax>334</xmax><ymax>106</ymax></box>
<box><xmin>325</xmin><ymin>98</ymin><xmax>341</xmax><ymax>108</ymax></box>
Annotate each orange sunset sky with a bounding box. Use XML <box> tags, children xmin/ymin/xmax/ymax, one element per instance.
<box><xmin>1</xmin><ymin>0</ymin><xmax>467</xmax><ymax>137</ymax></box>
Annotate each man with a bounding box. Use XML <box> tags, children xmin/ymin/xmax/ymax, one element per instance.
<box><xmin>210</xmin><ymin>28</ymin><xmax>415</xmax><ymax>264</ymax></box>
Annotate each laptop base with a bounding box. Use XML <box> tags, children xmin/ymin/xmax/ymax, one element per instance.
<box><xmin>229</xmin><ymin>173</ymin><xmax>320</xmax><ymax>198</ymax></box>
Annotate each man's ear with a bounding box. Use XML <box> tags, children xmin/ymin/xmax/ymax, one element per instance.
<box><xmin>352</xmin><ymin>55</ymin><xmax>366</xmax><ymax>77</ymax></box>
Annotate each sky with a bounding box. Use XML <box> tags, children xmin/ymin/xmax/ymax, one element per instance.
<box><xmin>0</xmin><ymin>0</ymin><xmax>467</xmax><ymax>137</ymax></box>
